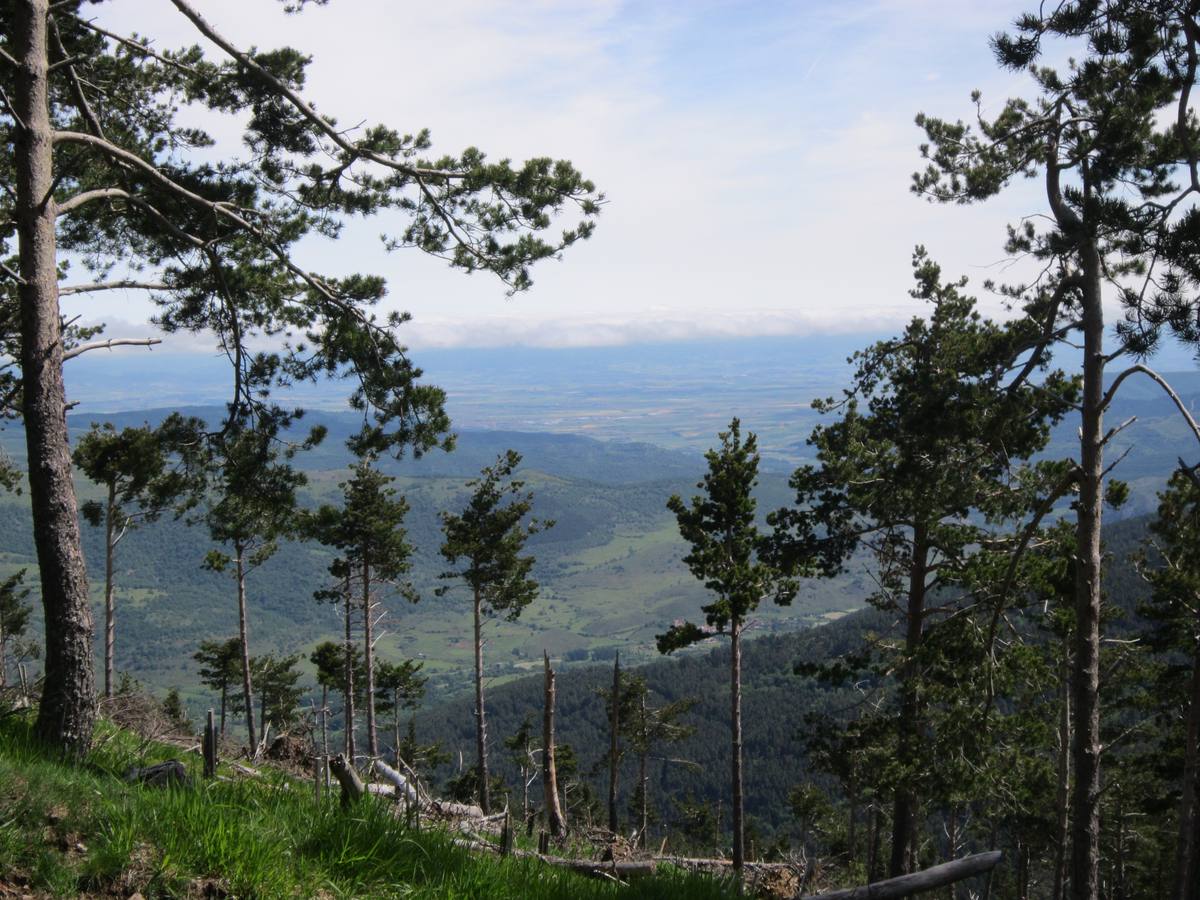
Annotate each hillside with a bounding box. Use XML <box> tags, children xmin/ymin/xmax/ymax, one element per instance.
<box><xmin>0</xmin><ymin>416</ymin><xmax>861</xmax><ymax>704</ymax></box>
<box><xmin>416</xmin><ymin>514</ymin><xmax>1157</xmax><ymax>844</ymax></box>
<box><xmin>0</xmin><ymin>711</ymin><xmax>735</xmax><ymax>899</ymax></box>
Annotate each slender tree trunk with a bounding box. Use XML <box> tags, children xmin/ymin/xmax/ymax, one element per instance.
<box><xmin>521</xmin><ymin>763</ymin><xmax>530</xmax><ymax>822</ymax></box>
<box><xmin>1070</xmin><ymin>238</ymin><xmax>1105</xmax><ymax>900</ymax></box>
<box><xmin>103</xmin><ymin>483</ymin><xmax>116</xmax><ymax>699</ymax></box>
<box><xmin>219</xmin><ymin>682</ymin><xmax>227</xmax><ymax>738</ymax></box>
<box><xmin>474</xmin><ymin>586</ymin><xmax>490</xmax><ymax>813</ymax></box>
<box><xmin>891</xmin><ymin>528</ymin><xmax>929</xmax><ymax>877</ymax></box>
<box><xmin>0</xmin><ymin>622</ymin><xmax>7</xmax><ymax>690</ymax></box>
<box><xmin>362</xmin><ymin>554</ymin><xmax>377</xmax><ymax>759</ymax></box>
<box><xmin>1174</xmin><ymin>634</ymin><xmax>1200</xmax><ymax>900</ymax></box>
<box><xmin>16</xmin><ymin>0</ymin><xmax>96</xmax><ymax>757</ymax></box>
<box><xmin>608</xmin><ymin>652</ymin><xmax>621</xmax><ymax>835</ymax></box>
<box><xmin>235</xmin><ymin>544</ymin><xmax>256</xmax><ymax>753</ymax></box>
<box><xmin>342</xmin><ymin>573</ymin><xmax>356</xmax><ymax>762</ymax></box>
<box><xmin>1054</xmin><ymin>645</ymin><xmax>1072</xmax><ymax>900</ymax></box>
<box><xmin>543</xmin><ymin>651</ymin><xmax>565</xmax><ymax>836</ymax></box>
<box><xmin>639</xmin><ymin>697</ymin><xmax>649</xmax><ymax>848</ymax></box>
<box><xmin>731</xmin><ymin>616</ymin><xmax>745</xmax><ymax>874</ymax></box>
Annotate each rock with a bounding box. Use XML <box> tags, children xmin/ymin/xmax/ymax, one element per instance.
<box><xmin>123</xmin><ymin>760</ymin><xmax>191</xmax><ymax>788</ymax></box>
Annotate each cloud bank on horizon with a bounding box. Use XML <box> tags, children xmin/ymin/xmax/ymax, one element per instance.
<box><xmin>74</xmin><ymin>0</ymin><xmax>1050</xmax><ymax>352</ymax></box>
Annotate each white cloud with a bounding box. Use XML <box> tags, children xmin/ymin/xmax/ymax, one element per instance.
<box><xmin>83</xmin><ymin>0</ymin><xmax>1057</xmax><ymax>349</ymax></box>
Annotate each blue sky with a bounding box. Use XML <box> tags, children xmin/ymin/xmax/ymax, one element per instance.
<box><xmin>79</xmin><ymin>0</ymin><xmax>1057</xmax><ymax>352</ymax></box>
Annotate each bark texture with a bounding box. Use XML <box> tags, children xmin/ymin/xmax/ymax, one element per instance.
<box><xmin>16</xmin><ymin>0</ymin><xmax>97</xmax><ymax>756</ymax></box>
<box><xmin>235</xmin><ymin>546</ymin><xmax>256</xmax><ymax>752</ymax></box>
<box><xmin>731</xmin><ymin>618</ymin><xmax>745</xmax><ymax>874</ymax></box>
<box><xmin>474</xmin><ymin>588</ymin><xmax>490</xmax><ymax>813</ymax></box>
<box><xmin>1070</xmin><ymin>242</ymin><xmax>1104</xmax><ymax>900</ymax></box>
<box><xmin>542</xmin><ymin>652</ymin><xmax>565</xmax><ymax>837</ymax></box>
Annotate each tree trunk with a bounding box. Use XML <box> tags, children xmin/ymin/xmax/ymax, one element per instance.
<box><xmin>608</xmin><ymin>652</ymin><xmax>621</xmax><ymax>835</ymax></box>
<box><xmin>1070</xmin><ymin>238</ymin><xmax>1104</xmax><ymax>900</ymax></box>
<box><xmin>1174</xmin><ymin>634</ymin><xmax>1200</xmax><ymax>900</ymax></box>
<box><xmin>363</xmin><ymin>554</ymin><xmax>377</xmax><ymax>759</ymax></box>
<box><xmin>731</xmin><ymin>616</ymin><xmax>745</xmax><ymax>874</ymax></box>
<box><xmin>235</xmin><ymin>544</ymin><xmax>256</xmax><ymax>753</ymax></box>
<box><xmin>0</xmin><ymin>620</ymin><xmax>7</xmax><ymax>690</ymax></box>
<box><xmin>474</xmin><ymin>586</ymin><xmax>490</xmax><ymax>813</ymax></box>
<box><xmin>543</xmin><ymin>651</ymin><xmax>565</xmax><ymax>836</ymax></box>
<box><xmin>103</xmin><ymin>482</ymin><xmax>116</xmax><ymax>699</ymax></box>
<box><xmin>342</xmin><ymin>573</ymin><xmax>355</xmax><ymax>762</ymax></box>
<box><xmin>891</xmin><ymin>528</ymin><xmax>929</xmax><ymax>877</ymax></box>
<box><xmin>219</xmin><ymin>682</ymin><xmax>227</xmax><ymax>739</ymax></box>
<box><xmin>639</xmin><ymin>702</ymin><xmax>649</xmax><ymax>848</ymax></box>
<box><xmin>1054</xmin><ymin>645</ymin><xmax>1072</xmax><ymax>900</ymax></box>
<box><xmin>16</xmin><ymin>0</ymin><xmax>96</xmax><ymax>757</ymax></box>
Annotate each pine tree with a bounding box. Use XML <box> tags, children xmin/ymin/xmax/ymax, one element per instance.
<box><xmin>770</xmin><ymin>253</ymin><xmax>1075</xmax><ymax>875</ymax></box>
<box><xmin>439</xmin><ymin>451</ymin><xmax>551</xmax><ymax>814</ymax></box>
<box><xmin>73</xmin><ymin>420</ymin><xmax>191</xmax><ymax>698</ymax></box>
<box><xmin>0</xmin><ymin>569</ymin><xmax>32</xmax><ymax>691</ymax></box>
<box><xmin>913</xmin><ymin>6</ymin><xmax>1200</xmax><ymax>894</ymax></box>
<box><xmin>0</xmin><ymin>0</ymin><xmax>599</xmax><ymax>755</ymax></box>
<box><xmin>659</xmin><ymin>418</ymin><xmax>795</xmax><ymax>875</ymax></box>
<box><xmin>200</xmin><ymin>417</ymin><xmax>309</xmax><ymax>753</ymax></box>
<box><xmin>193</xmin><ymin>637</ymin><xmax>241</xmax><ymax>739</ymax></box>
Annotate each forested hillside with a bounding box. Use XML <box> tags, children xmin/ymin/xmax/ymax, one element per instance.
<box><xmin>417</xmin><ymin>515</ymin><xmax>1156</xmax><ymax>845</ymax></box>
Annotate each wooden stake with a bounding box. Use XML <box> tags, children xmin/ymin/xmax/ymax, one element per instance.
<box><xmin>202</xmin><ymin>708</ymin><xmax>217</xmax><ymax>778</ymax></box>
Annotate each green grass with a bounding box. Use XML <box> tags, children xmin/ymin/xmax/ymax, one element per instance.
<box><xmin>0</xmin><ymin>712</ymin><xmax>737</xmax><ymax>899</ymax></box>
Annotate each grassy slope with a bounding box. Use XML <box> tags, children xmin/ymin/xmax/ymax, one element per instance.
<box><xmin>0</xmin><ymin>711</ymin><xmax>735</xmax><ymax>899</ymax></box>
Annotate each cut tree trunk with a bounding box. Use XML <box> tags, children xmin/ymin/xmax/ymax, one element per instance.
<box><xmin>235</xmin><ymin>545</ymin><xmax>256</xmax><ymax>753</ymax></box>
<box><xmin>16</xmin><ymin>0</ymin><xmax>97</xmax><ymax>757</ymax></box>
<box><xmin>543</xmin><ymin>651</ymin><xmax>565</xmax><ymax>837</ymax></box>
<box><xmin>474</xmin><ymin>587</ymin><xmax>490</xmax><ymax>813</ymax></box>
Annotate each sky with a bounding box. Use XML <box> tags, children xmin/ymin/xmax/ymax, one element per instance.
<box><xmin>75</xmin><ymin>0</ymin><xmax>1063</xmax><ymax>352</ymax></box>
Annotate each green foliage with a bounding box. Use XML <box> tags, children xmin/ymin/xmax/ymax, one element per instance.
<box><xmin>659</xmin><ymin>419</ymin><xmax>792</xmax><ymax>652</ymax></box>
<box><xmin>438</xmin><ymin>450</ymin><xmax>552</xmax><ymax>618</ymax></box>
<box><xmin>161</xmin><ymin>687</ymin><xmax>191</xmax><ymax>732</ymax></box>
<box><xmin>250</xmin><ymin>652</ymin><xmax>305</xmax><ymax>734</ymax></box>
<box><xmin>0</xmin><ymin>568</ymin><xmax>33</xmax><ymax>686</ymax></box>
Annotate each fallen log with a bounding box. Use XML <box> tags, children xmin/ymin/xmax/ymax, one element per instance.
<box><xmin>374</xmin><ymin>760</ymin><xmax>418</xmax><ymax>806</ymax></box>
<box><xmin>797</xmin><ymin>850</ymin><xmax>1003</xmax><ymax>900</ymax></box>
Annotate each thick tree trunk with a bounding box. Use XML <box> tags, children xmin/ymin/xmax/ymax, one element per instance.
<box><xmin>103</xmin><ymin>483</ymin><xmax>116</xmax><ymax>699</ymax></box>
<box><xmin>1054</xmin><ymin>646</ymin><xmax>1072</xmax><ymax>900</ymax></box>
<box><xmin>890</xmin><ymin>529</ymin><xmax>929</xmax><ymax>877</ymax></box>
<box><xmin>363</xmin><ymin>555</ymin><xmax>377</xmax><ymax>759</ymax></box>
<box><xmin>543</xmin><ymin>651</ymin><xmax>565</xmax><ymax>836</ymax></box>
<box><xmin>1070</xmin><ymin>242</ymin><xmax>1104</xmax><ymax>900</ymax></box>
<box><xmin>731</xmin><ymin>617</ymin><xmax>745</xmax><ymax>874</ymax></box>
<box><xmin>474</xmin><ymin>587</ymin><xmax>490</xmax><ymax>813</ymax></box>
<box><xmin>235</xmin><ymin>545</ymin><xmax>256</xmax><ymax>753</ymax></box>
<box><xmin>1174</xmin><ymin>636</ymin><xmax>1200</xmax><ymax>900</ymax></box>
<box><xmin>16</xmin><ymin>0</ymin><xmax>96</xmax><ymax>757</ymax></box>
<box><xmin>608</xmin><ymin>652</ymin><xmax>620</xmax><ymax>835</ymax></box>
<box><xmin>343</xmin><ymin>573</ymin><xmax>355</xmax><ymax>762</ymax></box>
